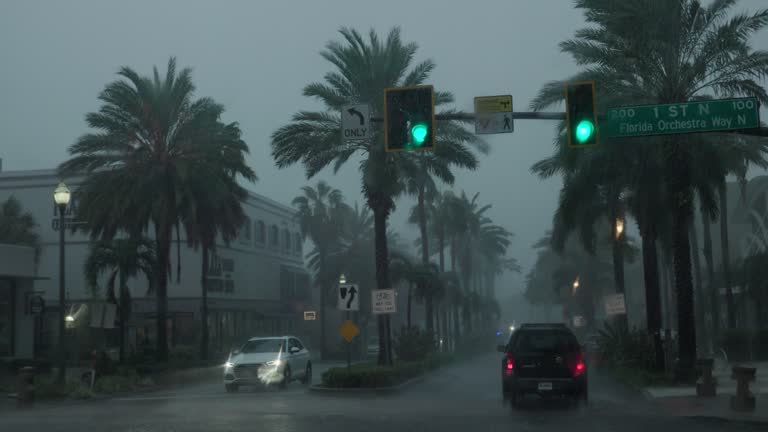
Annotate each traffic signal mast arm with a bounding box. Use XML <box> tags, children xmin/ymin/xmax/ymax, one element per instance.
<box><xmin>371</xmin><ymin>112</ymin><xmax>568</xmax><ymax>122</ymax></box>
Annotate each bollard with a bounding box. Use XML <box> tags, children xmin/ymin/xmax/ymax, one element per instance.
<box><xmin>15</xmin><ymin>366</ymin><xmax>36</xmax><ymax>407</ymax></box>
<box><xmin>696</xmin><ymin>358</ymin><xmax>716</xmax><ymax>397</ymax></box>
<box><xmin>730</xmin><ymin>366</ymin><xmax>757</xmax><ymax>412</ymax></box>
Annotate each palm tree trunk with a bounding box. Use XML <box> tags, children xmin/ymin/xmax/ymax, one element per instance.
<box><xmin>155</xmin><ymin>223</ymin><xmax>171</xmax><ymax>362</ymax></box>
<box><xmin>119</xmin><ymin>271</ymin><xmax>127</xmax><ymax>363</ymax></box>
<box><xmin>610</xmin><ymin>199</ymin><xmax>628</xmax><ymax>331</ymax></box>
<box><xmin>718</xmin><ymin>181</ymin><xmax>736</xmax><ymax>328</ymax></box>
<box><xmin>668</xmin><ymin>149</ymin><xmax>697</xmax><ymax>381</ymax></box>
<box><xmin>438</xmin><ymin>225</ymin><xmax>445</xmax><ymax>272</ymax></box>
<box><xmin>450</xmin><ymin>237</ymin><xmax>457</xmax><ymax>271</ymax></box>
<box><xmin>441</xmin><ymin>305</ymin><xmax>448</xmax><ymax>351</ymax></box>
<box><xmin>701</xmin><ymin>209</ymin><xmax>719</xmax><ymax>339</ymax></box>
<box><xmin>417</xmin><ymin>186</ymin><xmax>434</xmax><ymax>332</ymax></box>
<box><xmin>407</xmin><ymin>281</ymin><xmax>413</xmax><ymax>328</ymax></box>
<box><xmin>200</xmin><ymin>244</ymin><xmax>210</xmax><ymax>361</ymax></box>
<box><xmin>318</xmin><ymin>252</ymin><xmax>327</xmax><ymax>361</ymax></box>
<box><xmin>690</xmin><ymin>216</ymin><xmax>706</xmax><ymax>354</ymax></box>
<box><xmin>452</xmin><ymin>302</ymin><xmax>460</xmax><ymax>351</ymax></box>
<box><xmin>370</xmin><ymin>197</ymin><xmax>393</xmax><ymax>366</ymax></box>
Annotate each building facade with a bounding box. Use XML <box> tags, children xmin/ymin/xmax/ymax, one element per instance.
<box><xmin>0</xmin><ymin>244</ymin><xmax>45</xmax><ymax>360</ymax></box>
<box><xmin>0</xmin><ymin>168</ymin><xmax>312</xmax><ymax>360</ymax></box>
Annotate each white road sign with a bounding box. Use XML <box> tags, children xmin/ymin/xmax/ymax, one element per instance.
<box><xmin>372</xmin><ymin>289</ymin><xmax>396</xmax><ymax>314</ymax></box>
<box><xmin>338</xmin><ymin>284</ymin><xmax>360</xmax><ymax>311</ymax></box>
<box><xmin>604</xmin><ymin>293</ymin><xmax>626</xmax><ymax>315</ymax></box>
<box><xmin>342</xmin><ymin>104</ymin><xmax>370</xmax><ymax>143</ymax></box>
<box><xmin>474</xmin><ymin>95</ymin><xmax>513</xmax><ymax>134</ymax></box>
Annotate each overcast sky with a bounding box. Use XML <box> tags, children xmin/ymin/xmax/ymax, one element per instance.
<box><xmin>2</xmin><ymin>0</ymin><xmax>767</xmax><ymax>298</ymax></box>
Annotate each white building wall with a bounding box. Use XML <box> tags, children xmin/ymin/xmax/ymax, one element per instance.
<box><xmin>0</xmin><ymin>169</ymin><xmax>308</xmax><ymax>305</ymax></box>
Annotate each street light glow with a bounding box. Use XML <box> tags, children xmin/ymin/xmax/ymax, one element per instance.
<box><xmin>615</xmin><ymin>218</ymin><xmax>625</xmax><ymax>239</ymax></box>
<box><xmin>53</xmin><ymin>182</ymin><xmax>71</xmax><ymax>207</ymax></box>
<box><xmin>572</xmin><ymin>277</ymin><xmax>580</xmax><ymax>295</ymax></box>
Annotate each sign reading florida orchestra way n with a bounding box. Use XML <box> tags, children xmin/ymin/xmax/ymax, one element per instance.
<box><xmin>604</xmin><ymin>97</ymin><xmax>760</xmax><ymax>138</ymax></box>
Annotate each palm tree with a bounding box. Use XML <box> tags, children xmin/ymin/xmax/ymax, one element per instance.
<box><xmin>59</xmin><ymin>57</ymin><xmax>247</xmax><ymax>361</ymax></box>
<box><xmin>84</xmin><ymin>238</ymin><xmax>155</xmax><ymax>362</ymax></box>
<box><xmin>405</xmin><ymin>147</ymin><xmax>482</xmax><ymax>332</ymax></box>
<box><xmin>179</xmin><ymin>124</ymin><xmax>255</xmax><ymax>361</ymax></box>
<box><xmin>531</xmin><ymin>0</ymin><xmax>768</xmax><ymax>378</ymax></box>
<box><xmin>0</xmin><ymin>196</ymin><xmax>40</xmax><ymax>260</ymax></box>
<box><xmin>271</xmin><ymin>27</ymin><xmax>484</xmax><ymax>365</ymax></box>
<box><xmin>293</xmin><ymin>181</ymin><xmax>348</xmax><ymax>360</ymax></box>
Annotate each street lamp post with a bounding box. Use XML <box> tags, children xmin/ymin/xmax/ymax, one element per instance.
<box><xmin>339</xmin><ymin>274</ymin><xmax>351</xmax><ymax>372</ymax></box>
<box><xmin>53</xmin><ymin>182</ymin><xmax>70</xmax><ymax>384</ymax></box>
<box><xmin>572</xmin><ymin>277</ymin><xmax>580</xmax><ymax>296</ymax></box>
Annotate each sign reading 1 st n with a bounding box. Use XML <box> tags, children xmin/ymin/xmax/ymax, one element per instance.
<box><xmin>604</xmin><ymin>97</ymin><xmax>760</xmax><ymax>138</ymax></box>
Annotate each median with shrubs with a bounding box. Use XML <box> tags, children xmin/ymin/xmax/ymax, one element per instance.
<box><xmin>316</xmin><ymin>326</ymin><xmax>488</xmax><ymax>390</ymax></box>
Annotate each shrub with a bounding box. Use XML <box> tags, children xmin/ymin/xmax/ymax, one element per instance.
<box><xmin>596</xmin><ymin>320</ymin><xmax>655</xmax><ymax>370</ymax></box>
<box><xmin>393</xmin><ymin>326</ymin><xmax>435</xmax><ymax>361</ymax></box>
<box><xmin>320</xmin><ymin>352</ymin><xmax>456</xmax><ymax>388</ymax></box>
<box><xmin>321</xmin><ymin>361</ymin><xmax>428</xmax><ymax>388</ymax></box>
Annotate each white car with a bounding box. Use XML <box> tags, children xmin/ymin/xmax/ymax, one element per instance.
<box><xmin>223</xmin><ymin>336</ymin><xmax>312</xmax><ymax>392</ymax></box>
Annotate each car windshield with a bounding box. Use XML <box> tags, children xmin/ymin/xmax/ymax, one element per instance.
<box><xmin>240</xmin><ymin>339</ymin><xmax>285</xmax><ymax>354</ymax></box>
<box><xmin>514</xmin><ymin>331</ymin><xmax>579</xmax><ymax>354</ymax></box>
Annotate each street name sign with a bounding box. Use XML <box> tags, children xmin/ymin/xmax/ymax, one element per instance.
<box><xmin>604</xmin><ymin>97</ymin><xmax>760</xmax><ymax>138</ymax></box>
<box><xmin>474</xmin><ymin>95</ymin><xmax>514</xmax><ymax>134</ymax></box>
<box><xmin>337</xmin><ymin>283</ymin><xmax>360</xmax><ymax>311</ymax></box>
<box><xmin>342</xmin><ymin>103</ymin><xmax>370</xmax><ymax>143</ymax></box>
<box><xmin>372</xmin><ymin>289</ymin><xmax>396</xmax><ymax>314</ymax></box>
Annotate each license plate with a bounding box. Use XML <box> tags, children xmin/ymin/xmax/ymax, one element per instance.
<box><xmin>538</xmin><ymin>382</ymin><xmax>552</xmax><ymax>391</ymax></box>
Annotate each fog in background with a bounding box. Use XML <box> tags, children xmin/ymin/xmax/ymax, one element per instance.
<box><xmin>2</xmin><ymin>0</ymin><xmax>767</xmax><ymax>322</ymax></box>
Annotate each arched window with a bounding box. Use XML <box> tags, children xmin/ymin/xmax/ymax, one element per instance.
<box><xmin>293</xmin><ymin>232</ymin><xmax>302</xmax><ymax>254</ymax></box>
<box><xmin>270</xmin><ymin>225</ymin><xmax>279</xmax><ymax>247</ymax></box>
<box><xmin>241</xmin><ymin>216</ymin><xmax>252</xmax><ymax>243</ymax></box>
<box><xmin>283</xmin><ymin>228</ymin><xmax>291</xmax><ymax>250</ymax></box>
<box><xmin>256</xmin><ymin>220</ymin><xmax>266</xmax><ymax>244</ymax></box>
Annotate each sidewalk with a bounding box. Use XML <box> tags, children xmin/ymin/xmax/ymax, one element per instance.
<box><xmin>644</xmin><ymin>361</ymin><xmax>768</xmax><ymax>424</ymax></box>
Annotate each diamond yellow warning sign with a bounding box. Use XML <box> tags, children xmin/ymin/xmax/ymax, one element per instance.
<box><xmin>339</xmin><ymin>320</ymin><xmax>360</xmax><ymax>342</ymax></box>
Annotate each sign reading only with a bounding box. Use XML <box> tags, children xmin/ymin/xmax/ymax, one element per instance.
<box><xmin>603</xmin><ymin>97</ymin><xmax>760</xmax><ymax>138</ymax></box>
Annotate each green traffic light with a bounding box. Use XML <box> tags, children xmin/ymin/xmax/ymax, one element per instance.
<box><xmin>410</xmin><ymin>123</ymin><xmax>429</xmax><ymax>145</ymax></box>
<box><xmin>575</xmin><ymin>120</ymin><xmax>595</xmax><ymax>143</ymax></box>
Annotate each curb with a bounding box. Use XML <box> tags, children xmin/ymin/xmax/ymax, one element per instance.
<box><xmin>308</xmin><ymin>373</ymin><xmax>430</xmax><ymax>395</ymax></box>
<box><xmin>309</xmin><ymin>374</ymin><xmax>427</xmax><ymax>395</ymax></box>
<box><xmin>684</xmin><ymin>415</ymin><xmax>768</xmax><ymax>426</ymax></box>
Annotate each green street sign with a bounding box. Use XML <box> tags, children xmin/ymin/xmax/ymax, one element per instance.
<box><xmin>604</xmin><ymin>97</ymin><xmax>760</xmax><ymax>138</ymax></box>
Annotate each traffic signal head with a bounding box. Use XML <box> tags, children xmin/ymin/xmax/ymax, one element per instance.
<box><xmin>384</xmin><ymin>85</ymin><xmax>435</xmax><ymax>152</ymax></box>
<box><xmin>565</xmin><ymin>81</ymin><xmax>599</xmax><ymax>147</ymax></box>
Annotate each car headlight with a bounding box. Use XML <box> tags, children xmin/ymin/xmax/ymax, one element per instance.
<box><xmin>266</xmin><ymin>360</ymin><xmax>282</xmax><ymax>366</ymax></box>
<box><xmin>224</xmin><ymin>362</ymin><xmax>235</xmax><ymax>368</ymax></box>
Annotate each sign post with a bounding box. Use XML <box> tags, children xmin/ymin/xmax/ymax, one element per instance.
<box><xmin>474</xmin><ymin>95</ymin><xmax>514</xmax><ymax>134</ymax></box>
<box><xmin>604</xmin><ymin>97</ymin><xmax>760</xmax><ymax>138</ymax></box>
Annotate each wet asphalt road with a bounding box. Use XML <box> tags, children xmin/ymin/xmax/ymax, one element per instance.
<box><xmin>0</xmin><ymin>353</ymin><xmax>764</xmax><ymax>432</ymax></box>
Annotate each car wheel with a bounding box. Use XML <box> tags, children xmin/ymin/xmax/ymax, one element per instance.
<box><xmin>279</xmin><ymin>366</ymin><xmax>291</xmax><ymax>389</ymax></box>
<box><xmin>300</xmin><ymin>363</ymin><xmax>312</xmax><ymax>385</ymax></box>
<box><xmin>225</xmin><ymin>383</ymin><xmax>238</xmax><ymax>393</ymax></box>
